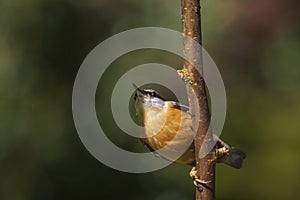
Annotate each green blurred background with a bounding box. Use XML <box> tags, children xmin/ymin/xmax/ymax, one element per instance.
<box><xmin>1</xmin><ymin>0</ymin><xmax>300</xmax><ymax>199</ymax></box>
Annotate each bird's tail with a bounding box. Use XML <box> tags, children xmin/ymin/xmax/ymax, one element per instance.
<box><xmin>214</xmin><ymin>136</ymin><xmax>246</xmax><ymax>168</ymax></box>
<box><xmin>218</xmin><ymin>147</ymin><xmax>246</xmax><ymax>168</ymax></box>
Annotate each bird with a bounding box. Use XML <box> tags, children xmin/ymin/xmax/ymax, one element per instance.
<box><xmin>133</xmin><ymin>84</ymin><xmax>246</xmax><ymax>169</ymax></box>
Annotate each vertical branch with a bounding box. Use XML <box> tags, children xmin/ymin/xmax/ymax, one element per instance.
<box><xmin>181</xmin><ymin>0</ymin><xmax>216</xmax><ymax>199</ymax></box>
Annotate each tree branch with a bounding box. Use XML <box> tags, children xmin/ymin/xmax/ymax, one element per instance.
<box><xmin>180</xmin><ymin>0</ymin><xmax>216</xmax><ymax>199</ymax></box>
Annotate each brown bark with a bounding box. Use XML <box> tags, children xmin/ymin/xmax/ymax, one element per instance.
<box><xmin>181</xmin><ymin>0</ymin><xmax>215</xmax><ymax>199</ymax></box>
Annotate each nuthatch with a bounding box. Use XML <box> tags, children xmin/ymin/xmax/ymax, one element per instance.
<box><xmin>133</xmin><ymin>85</ymin><xmax>246</xmax><ymax>169</ymax></box>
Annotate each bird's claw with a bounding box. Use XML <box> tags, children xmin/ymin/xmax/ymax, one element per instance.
<box><xmin>189</xmin><ymin>167</ymin><xmax>211</xmax><ymax>192</ymax></box>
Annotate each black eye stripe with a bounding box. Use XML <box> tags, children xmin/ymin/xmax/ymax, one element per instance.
<box><xmin>146</xmin><ymin>91</ymin><xmax>157</xmax><ymax>97</ymax></box>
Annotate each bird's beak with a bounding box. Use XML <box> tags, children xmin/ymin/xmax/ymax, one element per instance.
<box><xmin>133</xmin><ymin>83</ymin><xmax>145</xmax><ymax>96</ymax></box>
<box><xmin>133</xmin><ymin>84</ymin><xmax>146</xmax><ymax>104</ymax></box>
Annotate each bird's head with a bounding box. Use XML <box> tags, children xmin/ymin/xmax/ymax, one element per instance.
<box><xmin>133</xmin><ymin>84</ymin><xmax>166</xmax><ymax>117</ymax></box>
<box><xmin>133</xmin><ymin>84</ymin><xmax>165</xmax><ymax>103</ymax></box>
<box><xmin>133</xmin><ymin>84</ymin><xmax>168</xmax><ymax>128</ymax></box>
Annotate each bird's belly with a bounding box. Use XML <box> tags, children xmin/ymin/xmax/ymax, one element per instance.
<box><xmin>143</xmin><ymin>112</ymin><xmax>195</xmax><ymax>165</ymax></box>
<box><xmin>140</xmin><ymin>101</ymin><xmax>197</xmax><ymax>165</ymax></box>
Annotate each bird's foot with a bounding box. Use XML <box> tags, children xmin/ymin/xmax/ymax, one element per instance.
<box><xmin>215</xmin><ymin>146</ymin><xmax>230</xmax><ymax>160</ymax></box>
<box><xmin>189</xmin><ymin>166</ymin><xmax>211</xmax><ymax>192</ymax></box>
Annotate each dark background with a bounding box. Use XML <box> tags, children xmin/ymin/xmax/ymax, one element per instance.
<box><xmin>1</xmin><ymin>0</ymin><xmax>300</xmax><ymax>199</ymax></box>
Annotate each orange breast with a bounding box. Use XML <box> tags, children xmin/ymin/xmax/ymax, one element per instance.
<box><xmin>142</xmin><ymin>102</ymin><xmax>195</xmax><ymax>165</ymax></box>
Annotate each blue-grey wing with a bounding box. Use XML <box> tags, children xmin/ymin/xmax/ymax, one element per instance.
<box><xmin>169</xmin><ymin>101</ymin><xmax>193</xmax><ymax>116</ymax></box>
